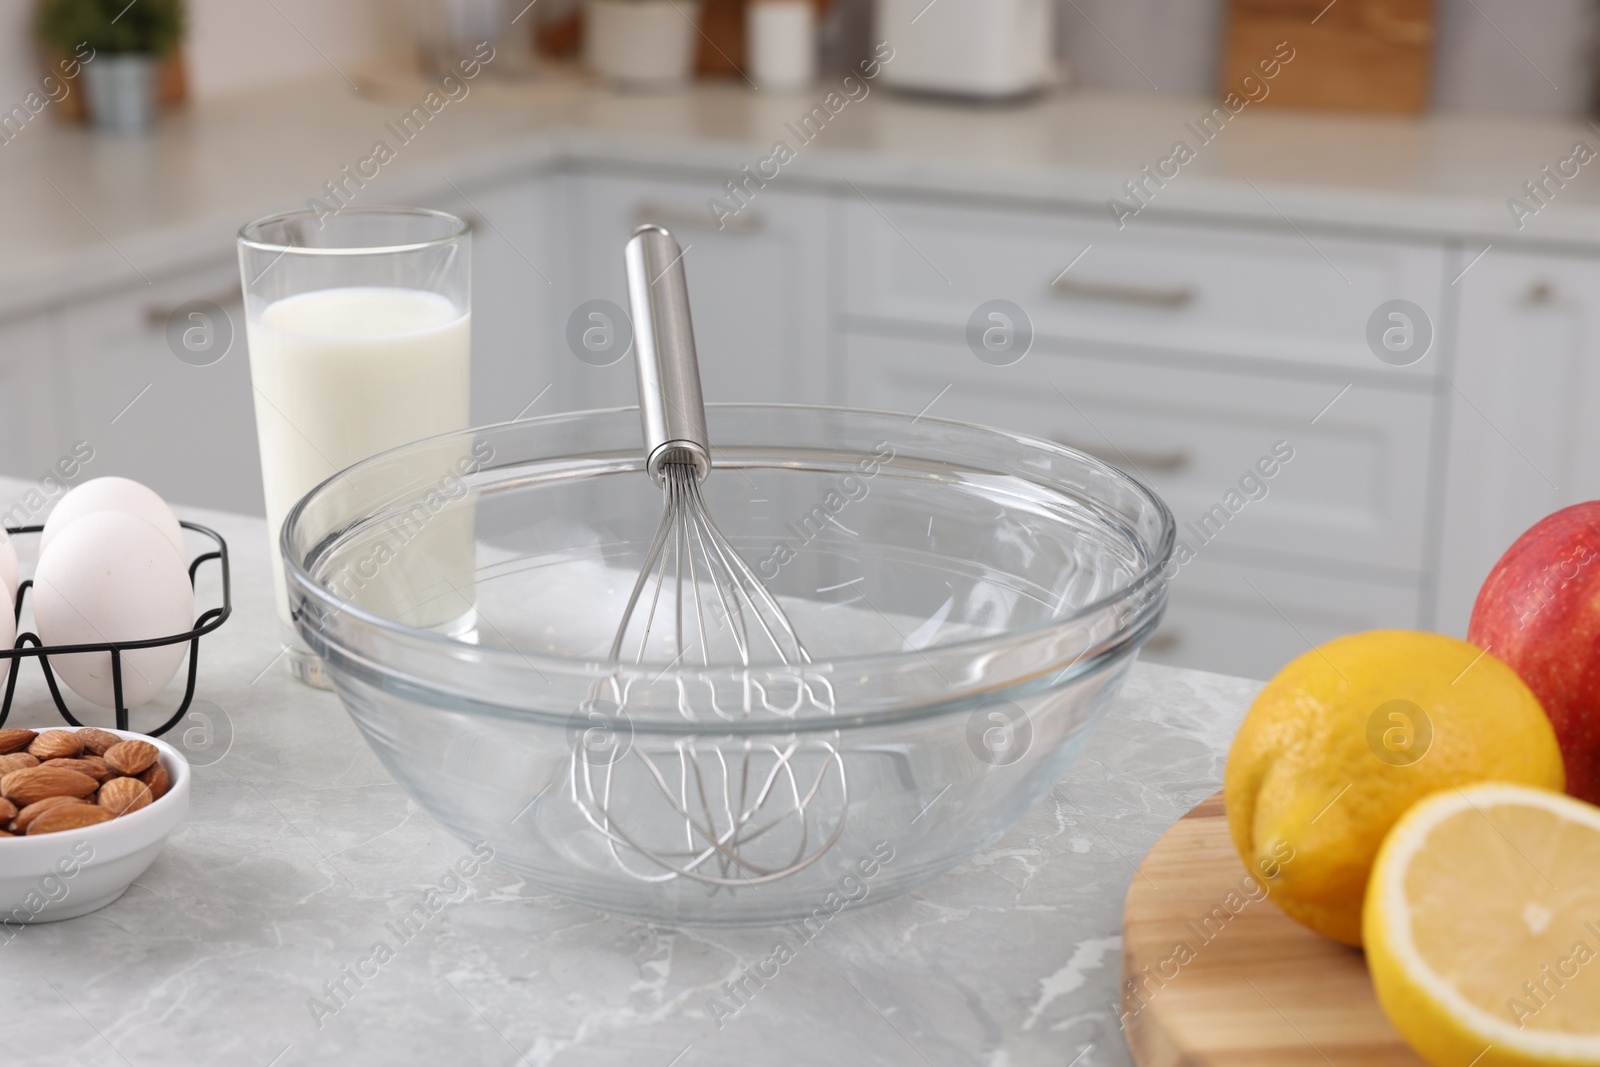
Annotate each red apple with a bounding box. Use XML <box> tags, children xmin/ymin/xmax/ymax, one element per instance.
<box><xmin>1468</xmin><ymin>502</ymin><xmax>1600</xmax><ymax>804</ymax></box>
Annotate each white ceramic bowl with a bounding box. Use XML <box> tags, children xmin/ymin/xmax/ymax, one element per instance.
<box><xmin>0</xmin><ymin>728</ymin><xmax>189</xmax><ymax>924</ymax></box>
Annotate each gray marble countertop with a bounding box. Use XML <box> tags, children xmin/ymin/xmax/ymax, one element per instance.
<box><xmin>0</xmin><ymin>477</ymin><xmax>1260</xmax><ymax>1067</ymax></box>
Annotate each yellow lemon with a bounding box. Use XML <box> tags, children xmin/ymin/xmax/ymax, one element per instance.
<box><xmin>1224</xmin><ymin>630</ymin><xmax>1564</xmax><ymax>945</ymax></box>
<box><xmin>1365</xmin><ymin>783</ymin><xmax>1600</xmax><ymax>1067</ymax></box>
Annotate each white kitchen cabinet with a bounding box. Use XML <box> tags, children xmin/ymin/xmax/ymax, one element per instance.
<box><xmin>844</xmin><ymin>332</ymin><xmax>1437</xmax><ymax>576</ymax></box>
<box><xmin>843</xmin><ymin>330</ymin><xmax>1431</xmax><ymax>677</ymax></box>
<box><xmin>836</xmin><ymin>188</ymin><xmax>1455</xmax><ymax>680</ymax></box>
<box><xmin>842</xmin><ymin>196</ymin><xmax>1450</xmax><ymax>379</ymax></box>
<box><xmin>437</xmin><ymin>172</ymin><xmax>580</xmax><ymax>425</ymax></box>
<box><xmin>1436</xmin><ymin>247</ymin><xmax>1600</xmax><ymax>635</ymax></box>
<box><xmin>54</xmin><ymin>260</ymin><xmax>261</xmax><ymax>515</ymax></box>
<box><xmin>1158</xmin><ymin>556</ymin><xmax>1423</xmax><ymax>680</ymax></box>
<box><xmin>0</xmin><ymin>311</ymin><xmax>61</xmax><ymax>483</ymax></box>
<box><xmin>569</xmin><ymin>167</ymin><xmax>834</xmax><ymax>409</ymax></box>
<box><xmin>17</xmin><ymin>145</ymin><xmax>1600</xmax><ymax>686</ymax></box>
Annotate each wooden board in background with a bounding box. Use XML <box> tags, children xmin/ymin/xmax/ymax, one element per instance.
<box><xmin>1121</xmin><ymin>792</ymin><xmax>1425</xmax><ymax>1066</ymax></box>
<box><xmin>1223</xmin><ymin>0</ymin><xmax>1434</xmax><ymax>114</ymax></box>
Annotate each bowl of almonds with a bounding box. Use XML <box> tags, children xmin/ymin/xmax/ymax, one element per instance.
<box><xmin>0</xmin><ymin>726</ymin><xmax>189</xmax><ymax>924</ymax></box>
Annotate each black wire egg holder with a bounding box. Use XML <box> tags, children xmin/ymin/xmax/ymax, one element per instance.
<box><xmin>0</xmin><ymin>521</ymin><xmax>231</xmax><ymax>737</ymax></box>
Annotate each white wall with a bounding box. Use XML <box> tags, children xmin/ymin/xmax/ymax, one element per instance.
<box><xmin>1054</xmin><ymin>0</ymin><xmax>1597</xmax><ymax>115</ymax></box>
<box><xmin>1057</xmin><ymin>0</ymin><xmax>1226</xmax><ymax>96</ymax></box>
<box><xmin>4</xmin><ymin>0</ymin><xmax>1589</xmax><ymax>117</ymax></box>
<box><xmin>0</xmin><ymin>0</ymin><xmax>40</xmax><ymax>113</ymax></box>
<box><xmin>185</xmin><ymin>0</ymin><xmax>397</xmax><ymax>99</ymax></box>
<box><xmin>1431</xmin><ymin>0</ymin><xmax>1595</xmax><ymax>115</ymax></box>
<box><xmin>0</xmin><ymin>0</ymin><xmax>401</xmax><ymax>109</ymax></box>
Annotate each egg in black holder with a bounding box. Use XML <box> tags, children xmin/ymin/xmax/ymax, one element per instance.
<box><xmin>0</xmin><ymin>521</ymin><xmax>231</xmax><ymax>736</ymax></box>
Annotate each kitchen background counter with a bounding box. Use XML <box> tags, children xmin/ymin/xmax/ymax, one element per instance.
<box><xmin>0</xmin><ymin>474</ymin><xmax>1259</xmax><ymax>1067</ymax></box>
<box><xmin>6</xmin><ymin>68</ymin><xmax>1598</xmax><ymax>683</ymax></box>
<box><xmin>4</xmin><ymin>69</ymin><xmax>1600</xmax><ymax>317</ymax></box>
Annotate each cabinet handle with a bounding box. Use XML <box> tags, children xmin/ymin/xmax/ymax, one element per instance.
<box><xmin>634</xmin><ymin>200</ymin><xmax>765</xmax><ymax>235</ymax></box>
<box><xmin>1051</xmin><ymin>276</ymin><xmax>1195</xmax><ymax>309</ymax></box>
<box><xmin>1526</xmin><ymin>280</ymin><xmax>1556</xmax><ymax>306</ymax></box>
<box><xmin>144</xmin><ymin>284</ymin><xmax>243</xmax><ymax>330</ymax></box>
<box><xmin>1053</xmin><ymin>436</ymin><xmax>1192</xmax><ymax>474</ymax></box>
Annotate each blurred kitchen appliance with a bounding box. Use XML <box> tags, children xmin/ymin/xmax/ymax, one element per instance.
<box><xmin>875</xmin><ymin>0</ymin><xmax>1056</xmax><ymax>99</ymax></box>
<box><xmin>1222</xmin><ymin>0</ymin><xmax>1434</xmax><ymax>113</ymax></box>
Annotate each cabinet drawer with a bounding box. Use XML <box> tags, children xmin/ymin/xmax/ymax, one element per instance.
<box><xmin>1147</xmin><ymin>556</ymin><xmax>1423</xmax><ymax>680</ymax></box>
<box><xmin>842</xmin><ymin>197</ymin><xmax>1448</xmax><ymax>376</ymax></box>
<box><xmin>572</xmin><ymin>167</ymin><xmax>833</xmax><ymax>409</ymax></box>
<box><xmin>1436</xmin><ymin>249</ymin><xmax>1600</xmax><ymax>635</ymax></box>
<box><xmin>58</xmin><ymin>261</ymin><xmax>262</xmax><ymax>514</ymax></box>
<box><xmin>843</xmin><ymin>334</ymin><xmax>1436</xmax><ymax>574</ymax></box>
<box><xmin>431</xmin><ymin>176</ymin><xmax>578</xmax><ymax>425</ymax></box>
<box><xmin>0</xmin><ymin>313</ymin><xmax>61</xmax><ymax>480</ymax></box>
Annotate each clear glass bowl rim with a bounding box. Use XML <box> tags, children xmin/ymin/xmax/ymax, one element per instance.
<box><xmin>282</xmin><ymin>403</ymin><xmax>1176</xmax><ymax>713</ymax></box>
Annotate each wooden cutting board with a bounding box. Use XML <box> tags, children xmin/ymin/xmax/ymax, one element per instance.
<box><xmin>1222</xmin><ymin>0</ymin><xmax>1434</xmax><ymax>114</ymax></box>
<box><xmin>1121</xmin><ymin>792</ymin><xmax>1425</xmax><ymax>1066</ymax></box>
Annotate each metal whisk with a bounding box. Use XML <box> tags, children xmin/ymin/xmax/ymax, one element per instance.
<box><xmin>567</xmin><ymin>225</ymin><xmax>847</xmax><ymax>888</ymax></box>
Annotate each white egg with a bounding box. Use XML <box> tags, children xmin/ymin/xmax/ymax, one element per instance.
<box><xmin>1</xmin><ymin>583</ymin><xmax>14</xmax><ymax>653</ymax></box>
<box><xmin>34</xmin><ymin>511</ymin><xmax>195</xmax><ymax>709</ymax></box>
<box><xmin>41</xmin><ymin>477</ymin><xmax>185</xmax><ymax>561</ymax></box>
<box><xmin>0</xmin><ymin>526</ymin><xmax>16</xmax><ymax>603</ymax></box>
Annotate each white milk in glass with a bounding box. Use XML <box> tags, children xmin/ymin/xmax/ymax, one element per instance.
<box><xmin>247</xmin><ymin>286</ymin><xmax>473</xmax><ymax>631</ymax></box>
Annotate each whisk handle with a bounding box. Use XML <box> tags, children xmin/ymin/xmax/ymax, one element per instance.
<box><xmin>626</xmin><ymin>224</ymin><xmax>711</xmax><ymax>483</ymax></box>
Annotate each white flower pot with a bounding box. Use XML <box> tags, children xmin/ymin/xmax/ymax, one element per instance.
<box><xmin>586</xmin><ymin>0</ymin><xmax>700</xmax><ymax>89</ymax></box>
<box><xmin>83</xmin><ymin>54</ymin><xmax>159</xmax><ymax>135</ymax></box>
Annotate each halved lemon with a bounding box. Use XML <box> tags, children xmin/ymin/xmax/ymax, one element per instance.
<box><xmin>1364</xmin><ymin>783</ymin><xmax>1600</xmax><ymax>1067</ymax></box>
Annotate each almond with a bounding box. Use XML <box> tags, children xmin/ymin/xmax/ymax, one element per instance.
<box><xmin>28</xmin><ymin>804</ymin><xmax>114</xmax><ymax>835</ymax></box>
<box><xmin>97</xmin><ymin>777</ymin><xmax>152</xmax><ymax>816</ymax></box>
<box><xmin>12</xmin><ymin>795</ymin><xmax>87</xmax><ymax>832</ymax></box>
<box><xmin>139</xmin><ymin>760</ymin><xmax>170</xmax><ymax>801</ymax></box>
<box><xmin>75</xmin><ymin>728</ymin><xmax>121</xmax><ymax>757</ymax></box>
<box><xmin>0</xmin><ymin>753</ymin><xmax>39</xmax><ymax>775</ymax></box>
<box><xmin>28</xmin><ymin>730</ymin><xmax>84</xmax><ymax>761</ymax></box>
<box><xmin>0</xmin><ymin>797</ymin><xmax>15</xmax><ymax>823</ymax></box>
<box><xmin>0</xmin><ymin>829</ymin><xmax>12</xmax><ymax>837</ymax></box>
<box><xmin>102</xmin><ymin>739</ymin><xmax>158</xmax><ymax>776</ymax></box>
<box><xmin>0</xmin><ymin>729</ymin><xmax>37</xmax><ymax>755</ymax></box>
<box><xmin>1</xmin><ymin>766</ymin><xmax>99</xmax><ymax>806</ymax></box>
<box><xmin>43</xmin><ymin>757</ymin><xmax>115</xmax><ymax>783</ymax></box>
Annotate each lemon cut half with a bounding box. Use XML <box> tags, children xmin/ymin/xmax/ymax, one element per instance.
<box><xmin>1364</xmin><ymin>783</ymin><xmax>1600</xmax><ymax>1067</ymax></box>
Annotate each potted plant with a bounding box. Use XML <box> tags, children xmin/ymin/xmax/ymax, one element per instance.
<box><xmin>586</xmin><ymin>0</ymin><xmax>701</xmax><ymax>89</ymax></box>
<box><xmin>37</xmin><ymin>0</ymin><xmax>184</xmax><ymax>133</ymax></box>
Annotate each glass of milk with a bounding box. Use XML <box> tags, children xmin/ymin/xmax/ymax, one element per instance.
<box><xmin>238</xmin><ymin>207</ymin><xmax>473</xmax><ymax>689</ymax></box>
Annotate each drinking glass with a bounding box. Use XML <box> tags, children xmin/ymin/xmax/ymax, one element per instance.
<box><xmin>238</xmin><ymin>207</ymin><xmax>472</xmax><ymax>688</ymax></box>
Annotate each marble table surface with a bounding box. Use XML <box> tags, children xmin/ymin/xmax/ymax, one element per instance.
<box><xmin>0</xmin><ymin>477</ymin><xmax>1261</xmax><ymax>1067</ymax></box>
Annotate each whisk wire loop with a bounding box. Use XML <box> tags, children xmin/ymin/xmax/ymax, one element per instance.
<box><xmin>565</xmin><ymin>225</ymin><xmax>848</xmax><ymax>891</ymax></box>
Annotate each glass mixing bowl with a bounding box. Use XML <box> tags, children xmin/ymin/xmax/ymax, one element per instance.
<box><xmin>283</xmin><ymin>405</ymin><xmax>1174</xmax><ymax>925</ymax></box>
